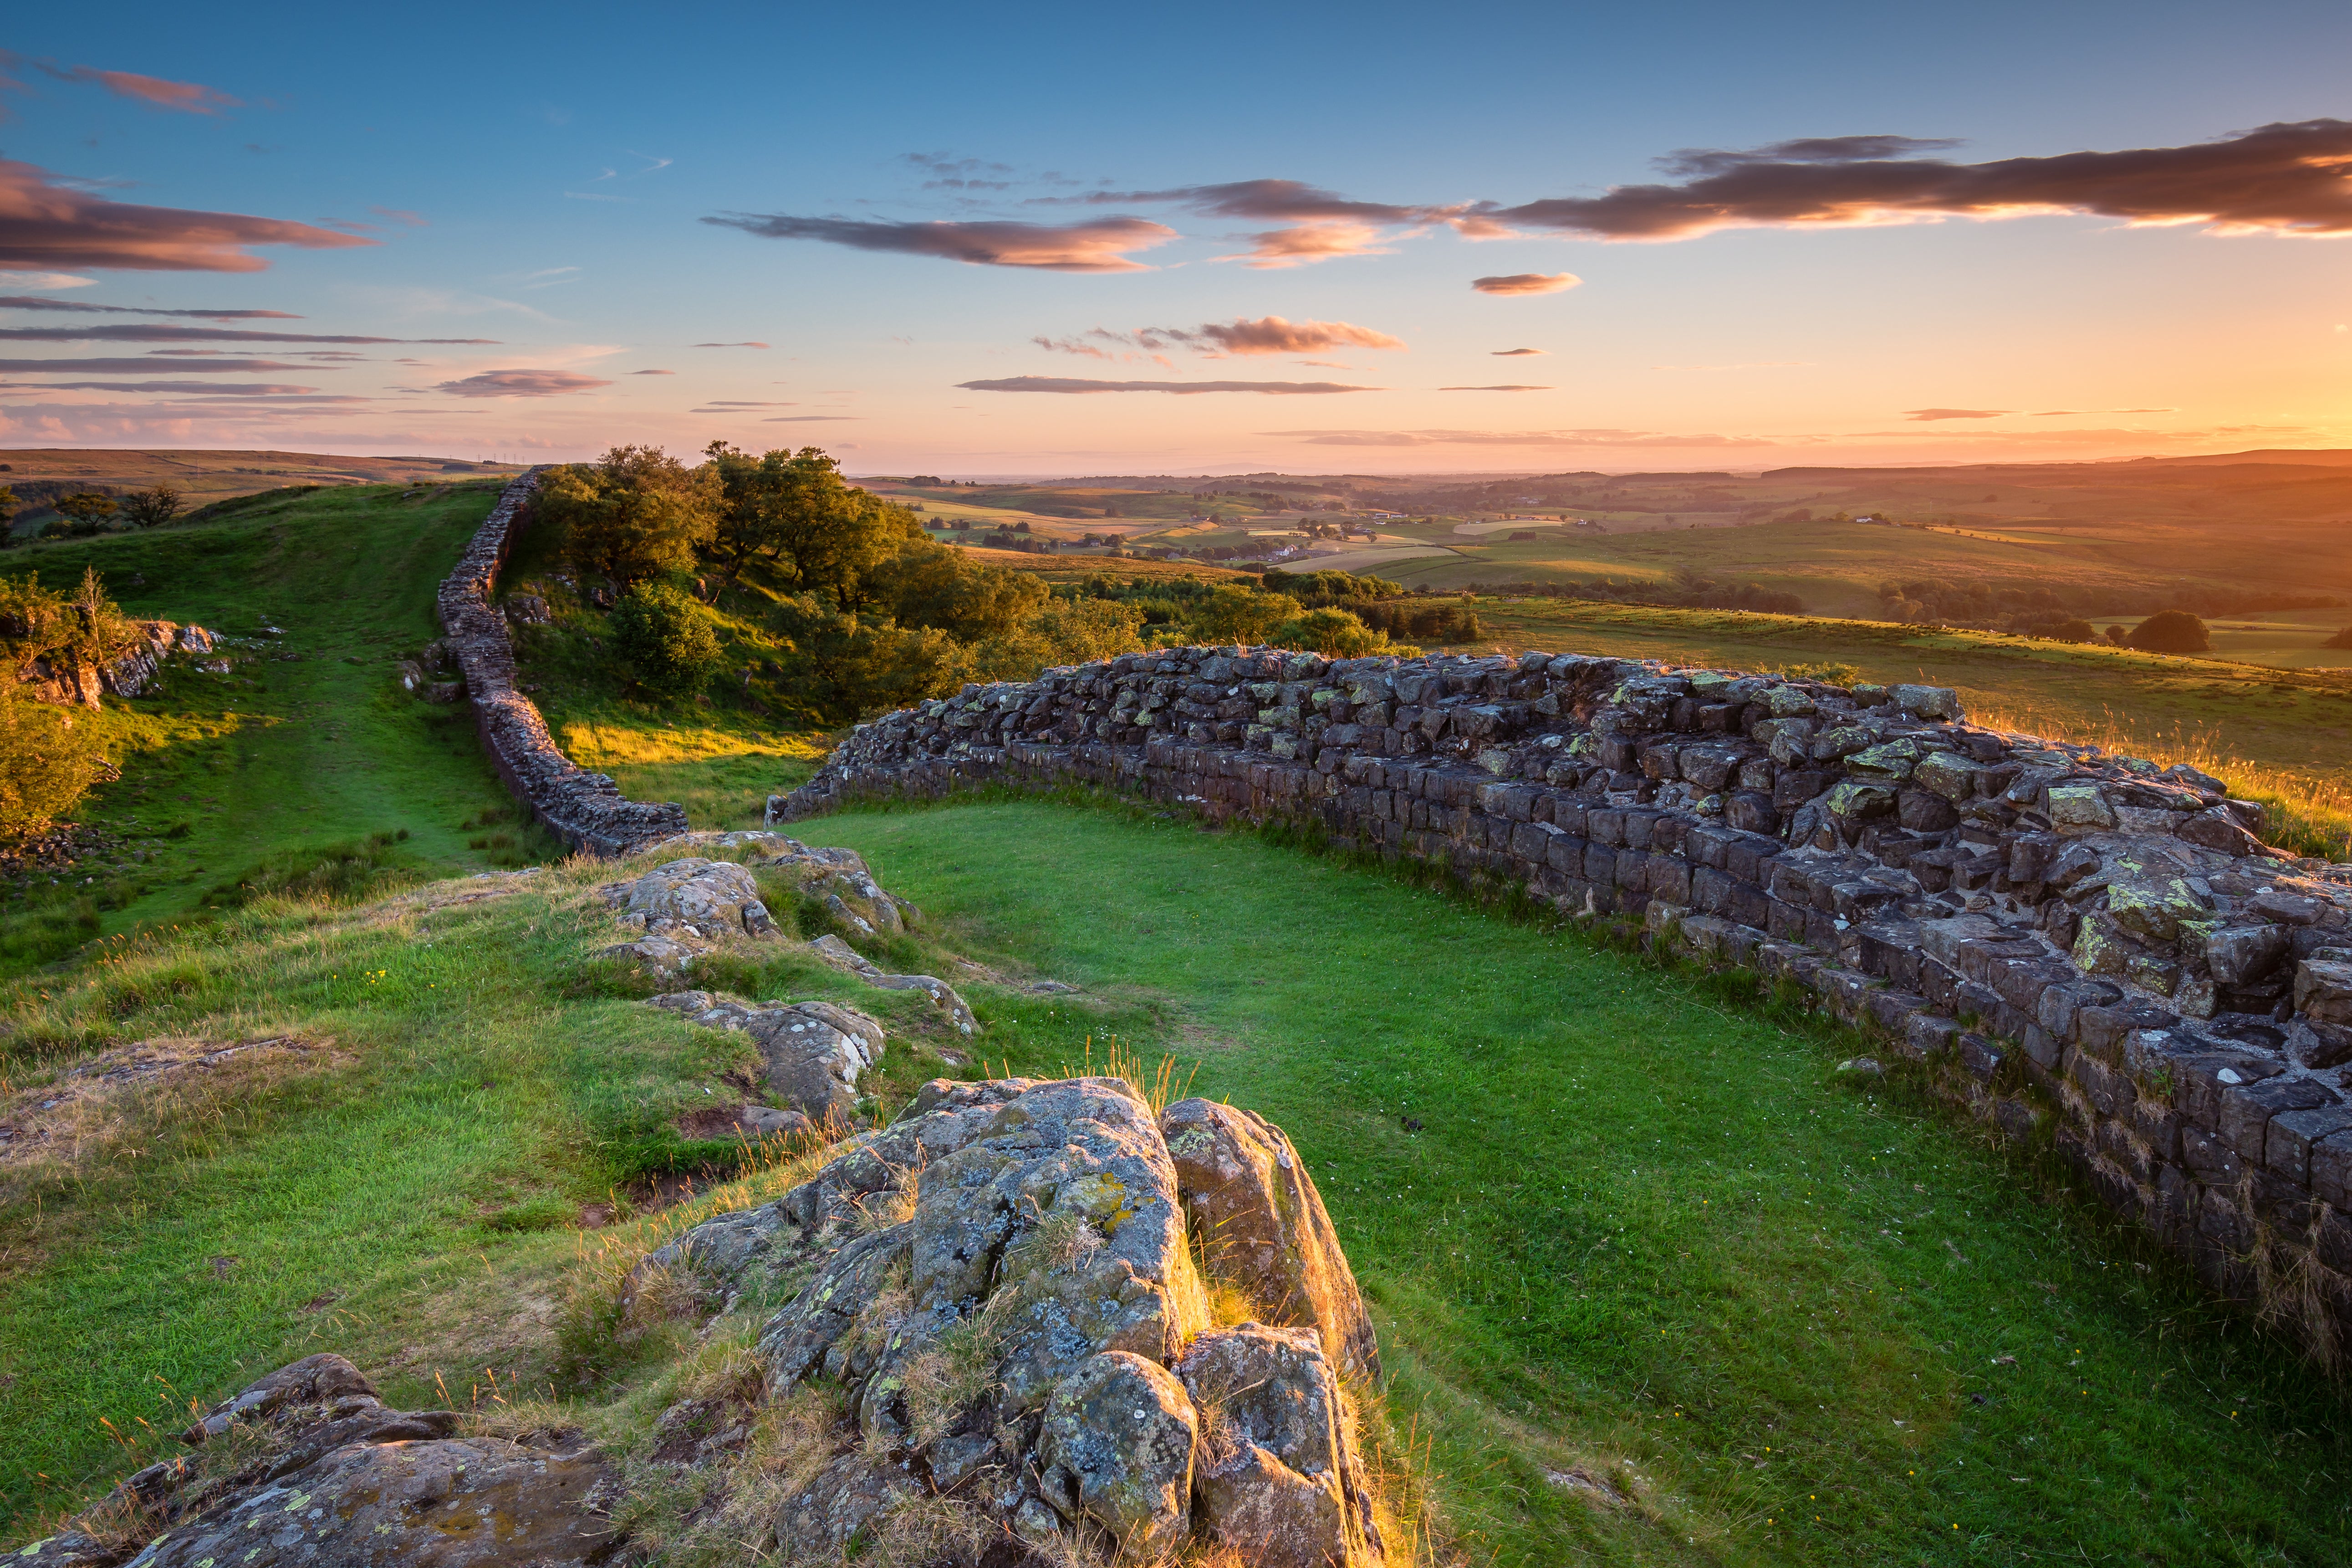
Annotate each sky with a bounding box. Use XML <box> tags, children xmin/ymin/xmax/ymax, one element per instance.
<box><xmin>6</xmin><ymin>0</ymin><xmax>2352</xmax><ymax>475</ymax></box>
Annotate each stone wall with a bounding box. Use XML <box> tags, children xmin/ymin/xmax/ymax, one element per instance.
<box><xmin>773</xmin><ymin>644</ymin><xmax>2352</xmax><ymax>1353</ymax></box>
<box><xmin>436</xmin><ymin>469</ymin><xmax>688</xmax><ymax>856</ymax></box>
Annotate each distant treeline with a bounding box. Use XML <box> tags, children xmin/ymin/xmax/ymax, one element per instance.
<box><xmin>1464</xmin><ymin>573</ymin><xmax>1806</xmax><ymax>615</ymax></box>
<box><xmin>1876</xmin><ymin>578</ymin><xmax>2341</xmax><ymax>635</ymax></box>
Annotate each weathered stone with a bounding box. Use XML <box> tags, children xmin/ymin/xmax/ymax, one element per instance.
<box><xmin>2047</xmin><ymin>783</ymin><xmax>2118</xmax><ymax>831</ymax></box>
<box><xmin>648</xmin><ymin>991</ymin><xmax>888</xmax><ymax>1120</ymax></box>
<box><xmin>1161</xmin><ymin>1097</ymin><xmax>1380</xmax><ymax>1379</ymax></box>
<box><xmin>2296</xmin><ymin>959</ymin><xmax>2352</xmax><ymax>1026</ymax></box>
<box><xmin>1892</xmin><ymin>683</ymin><xmax>1962</xmax><ymax>720</ymax></box>
<box><xmin>1179</xmin><ymin>1325</ymin><xmax>1381</xmax><ymax>1568</ymax></box>
<box><xmin>1038</xmin><ymin>1350</ymin><xmax>1198</xmax><ymax>1547</ymax></box>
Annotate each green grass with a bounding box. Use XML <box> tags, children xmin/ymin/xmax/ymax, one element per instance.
<box><xmin>7</xmin><ymin>803</ymin><xmax>2340</xmax><ymax>1563</ymax></box>
<box><xmin>0</xmin><ymin>482</ymin><xmax>567</xmax><ymax>976</ymax></box>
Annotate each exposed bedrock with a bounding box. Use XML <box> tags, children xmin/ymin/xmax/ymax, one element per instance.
<box><xmin>772</xmin><ymin>644</ymin><xmax>2352</xmax><ymax>1357</ymax></box>
<box><xmin>435</xmin><ymin>469</ymin><xmax>688</xmax><ymax>856</ymax></box>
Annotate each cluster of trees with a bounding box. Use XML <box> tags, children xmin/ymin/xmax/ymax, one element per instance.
<box><xmin>531</xmin><ymin>444</ymin><xmax>1154</xmax><ymax>721</ymax></box>
<box><xmin>1872</xmin><ymin>577</ymin><xmax>2339</xmax><ymax>636</ymax></box>
<box><xmin>1060</xmin><ymin>567</ymin><xmax>1457</xmax><ymax>656</ymax></box>
<box><xmin>0</xmin><ymin>483</ymin><xmax>183</xmax><ymax>545</ymax></box>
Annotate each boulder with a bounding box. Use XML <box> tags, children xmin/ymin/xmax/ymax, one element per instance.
<box><xmin>1180</xmin><ymin>1325</ymin><xmax>1382</xmax><ymax>1568</ymax></box>
<box><xmin>648</xmin><ymin>991</ymin><xmax>887</xmax><ymax>1120</ymax></box>
<box><xmin>1161</xmin><ymin>1098</ymin><xmax>1380</xmax><ymax>1379</ymax></box>
<box><xmin>28</xmin><ymin>1353</ymin><xmax>619</xmax><ymax>1568</ymax></box>
<box><xmin>602</xmin><ymin>858</ymin><xmax>777</xmax><ymax>941</ymax></box>
<box><xmin>805</xmin><ymin>933</ymin><xmax>979</xmax><ymax>1035</ymax></box>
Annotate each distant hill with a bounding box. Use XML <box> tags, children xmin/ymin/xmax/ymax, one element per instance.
<box><xmin>2124</xmin><ymin>449</ymin><xmax>2352</xmax><ymax>468</ymax></box>
<box><xmin>0</xmin><ymin>448</ymin><xmax>523</xmax><ymax>536</ymax></box>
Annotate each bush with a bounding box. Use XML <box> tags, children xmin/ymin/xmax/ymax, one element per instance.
<box><xmin>2324</xmin><ymin>625</ymin><xmax>2352</xmax><ymax>650</ymax></box>
<box><xmin>0</xmin><ymin>680</ymin><xmax>102</xmax><ymax>839</ymax></box>
<box><xmin>609</xmin><ymin>582</ymin><xmax>727</xmax><ymax>698</ymax></box>
<box><xmin>2051</xmin><ymin>618</ymin><xmax>2098</xmax><ymax>643</ymax></box>
<box><xmin>1270</xmin><ymin>607</ymin><xmax>1393</xmax><ymax>657</ymax></box>
<box><xmin>768</xmin><ymin>593</ymin><xmax>960</xmax><ymax>722</ymax></box>
<box><xmin>2125</xmin><ymin>610</ymin><xmax>2211</xmax><ymax>653</ymax></box>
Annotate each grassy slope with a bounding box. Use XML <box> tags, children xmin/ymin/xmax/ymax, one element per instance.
<box><xmin>5</xmin><ymin>805</ymin><xmax>2342</xmax><ymax>1564</ymax></box>
<box><xmin>1</xmin><ymin>484</ymin><xmax>559</xmax><ymax>971</ymax></box>
<box><xmin>0</xmin><ymin>450</ymin><xmax>522</xmax><ymax>539</ymax></box>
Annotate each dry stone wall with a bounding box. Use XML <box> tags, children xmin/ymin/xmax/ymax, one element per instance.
<box><xmin>775</xmin><ymin>644</ymin><xmax>2352</xmax><ymax>1353</ymax></box>
<box><xmin>437</xmin><ymin>468</ymin><xmax>687</xmax><ymax>856</ymax></box>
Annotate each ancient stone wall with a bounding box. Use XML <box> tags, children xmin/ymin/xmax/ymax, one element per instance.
<box><xmin>437</xmin><ymin>469</ymin><xmax>688</xmax><ymax>856</ymax></box>
<box><xmin>774</xmin><ymin>645</ymin><xmax>2352</xmax><ymax>1353</ymax></box>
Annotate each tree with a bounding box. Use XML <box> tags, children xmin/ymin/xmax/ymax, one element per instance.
<box><xmin>1270</xmin><ymin>606</ymin><xmax>1392</xmax><ymax>656</ymax></box>
<box><xmin>121</xmin><ymin>484</ymin><xmax>184</xmax><ymax>528</ymax></box>
<box><xmin>2126</xmin><ymin>610</ymin><xmax>2209</xmax><ymax>653</ymax></box>
<box><xmin>1189</xmin><ymin>583</ymin><xmax>1301</xmax><ymax>646</ymax></box>
<box><xmin>47</xmin><ymin>492</ymin><xmax>117</xmax><ymax>537</ymax></box>
<box><xmin>864</xmin><ymin>537</ymin><xmax>1047</xmax><ymax>642</ymax></box>
<box><xmin>2051</xmin><ymin>618</ymin><xmax>2098</xmax><ymax>644</ymax></box>
<box><xmin>0</xmin><ymin>486</ymin><xmax>15</xmax><ymax>548</ymax></box>
<box><xmin>703</xmin><ymin>443</ymin><xmax>920</xmax><ymax>603</ymax></box>
<box><xmin>537</xmin><ymin>446</ymin><xmax>716</xmax><ymax>588</ymax></box>
<box><xmin>607</xmin><ymin>581</ymin><xmax>725</xmax><ymax>698</ymax></box>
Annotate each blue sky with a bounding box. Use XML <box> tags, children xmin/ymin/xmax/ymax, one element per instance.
<box><xmin>6</xmin><ymin>0</ymin><xmax>2352</xmax><ymax>473</ymax></box>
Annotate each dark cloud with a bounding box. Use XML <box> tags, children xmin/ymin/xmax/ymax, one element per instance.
<box><xmin>629</xmin><ymin>368</ymin><xmax>675</xmax><ymax>375</ymax></box>
<box><xmin>1471</xmin><ymin>273</ymin><xmax>1582</xmax><ymax>296</ymax></box>
<box><xmin>762</xmin><ymin>414</ymin><xmax>861</xmax><ymax>421</ymax></box>
<box><xmin>1904</xmin><ymin>407</ymin><xmax>2010</xmax><ymax>420</ymax></box>
<box><xmin>703</xmin><ymin>212</ymin><xmax>1177</xmax><ymax>272</ymax></box>
<box><xmin>1439</xmin><ymin>384</ymin><xmax>1552</xmax><ymax>391</ymax></box>
<box><xmin>692</xmin><ymin>340</ymin><xmax>770</xmax><ymax>348</ymax></box>
<box><xmin>0</xmin><ymin>325</ymin><xmax>495</xmax><ymax>343</ymax></box>
<box><xmin>434</xmin><ymin>368</ymin><xmax>612</xmax><ymax>397</ymax></box>
<box><xmin>1491</xmin><ymin>347</ymin><xmax>1546</xmax><ymax>356</ymax></box>
<box><xmin>0</xmin><ymin>294</ymin><xmax>301</xmax><ymax>319</ymax></box>
<box><xmin>903</xmin><ymin>152</ymin><xmax>1017</xmax><ymax>192</ymax></box>
<box><xmin>0</xmin><ymin>158</ymin><xmax>376</xmax><ymax>272</ymax></box>
<box><xmin>959</xmin><ymin>376</ymin><xmax>1377</xmax><ymax>395</ymax></box>
<box><xmin>0</xmin><ymin>379</ymin><xmax>315</xmax><ymax>394</ymax></box>
<box><xmin>1060</xmin><ymin>178</ymin><xmax>1425</xmax><ymax>225</ymax></box>
<box><xmin>1489</xmin><ymin>120</ymin><xmax>2352</xmax><ymax>240</ymax></box>
<box><xmin>39</xmin><ymin>64</ymin><xmax>240</xmax><ymax>115</ymax></box>
<box><xmin>0</xmin><ymin>355</ymin><xmax>324</xmax><ymax>372</ymax></box>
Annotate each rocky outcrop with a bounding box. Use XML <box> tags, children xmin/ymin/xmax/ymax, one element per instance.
<box><xmin>646</xmin><ymin>1075</ymin><xmax>1383</xmax><ymax>1564</ymax></box>
<box><xmin>435</xmin><ymin>469</ymin><xmax>688</xmax><ymax>856</ymax></box>
<box><xmin>649</xmin><ymin>989</ymin><xmax>886</xmax><ymax>1123</ymax></box>
<box><xmin>16</xmin><ymin>620</ymin><xmax>212</xmax><ymax>707</ymax></box>
<box><xmin>771</xmin><ymin>645</ymin><xmax>2352</xmax><ymax>1355</ymax></box>
<box><xmin>17</xmin><ymin>1354</ymin><xmax>621</xmax><ymax>1568</ymax></box>
<box><xmin>597</xmin><ymin>833</ymin><xmax>978</xmax><ymax>1034</ymax></box>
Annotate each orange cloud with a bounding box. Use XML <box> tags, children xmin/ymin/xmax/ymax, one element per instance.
<box><xmin>1038</xmin><ymin>316</ymin><xmax>1403</xmax><ymax>359</ymax></box>
<box><xmin>960</xmin><ymin>376</ymin><xmax>1377</xmax><ymax>395</ymax></box>
<box><xmin>1471</xmin><ymin>273</ymin><xmax>1582</xmax><ymax>296</ymax></box>
<box><xmin>1903</xmin><ymin>407</ymin><xmax>2011</xmax><ymax>420</ymax></box>
<box><xmin>1230</xmin><ymin>221</ymin><xmax>1389</xmax><ymax>268</ymax></box>
<box><xmin>434</xmin><ymin>369</ymin><xmax>612</xmax><ymax>397</ymax></box>
<box><xmin>48</xmin><ymin>65</ymin><xmax>240</xmax><ymax>115</ymax></box>
<box><xmin>1492</xmin><ymin>347</ymin><xmax>1546</xmax><ymax>356</ymax></box>
<box><xmin>0</xmin><ymin>160</ymin><xmax>376</xmax><ymax>272</ymax></box>
<box><xmin>1490</xmin><ymin>121</ymin><xmax>2352</xmax><ymax>240</ymax></box>
<box><xmin>702</xmin><ymin>212</ymin><xmax>1176</xmax><ymax>271</ymax></box>
<box><xmin>1439</xmin><ymin>384</ymin><xmax>1552</xmax><ymax>392</ymax></box>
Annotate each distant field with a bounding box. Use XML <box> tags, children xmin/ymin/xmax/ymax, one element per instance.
<box><xmin>0</xmin><ymin>448</ymin><xmax>521</xmax><ymax>539</ymax></box>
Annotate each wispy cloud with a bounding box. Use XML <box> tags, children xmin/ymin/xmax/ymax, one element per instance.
<box><xmin>959</xmin><ymin>376</ymin><xmax>1378</xmax><ymax>395</ymax></box>
<box><xmin>0</xmin><ymin>355</ymin><xmax>329</xmax><ymax>373</ymax></box>
<box><xmin>703</xmin><ymin>211</ymin><xmax>1178</xmax><ymax>272</ymax></box>
<box><xmin>1036</xmin><ymin>315</ymin><xmax>1403</xmax><ymax>362</ymax></box>
<box><xmin>692</xmin><ymin>340</ymin><xmax>770</xmax><ymax>348</ymax></box>
<box><xmin>0</xmin><ymin>378</ymin><xmax>314</xmax><ymax>394</ymax></box>
<box><xmin>0</xmin><ymin>324</ymin><xmax>494</xmax><ymax>343</ymax></box>
<box><xmin>2030</xmin><ymin>406</ymin><xmax>2176</xmax><ymax>415</ymax></box>
<box><xmin>762</xmin><ymin>414</ymin><xmax>862</xmax><ymax>421</ymax></box>
<box><xmin>629</xmin><ymin>368</ymin><xmax>674</xmax><ymax>375</ymax></box>
<box><xmin>38</xmin><ymin>63</ymin><xmax>240</xmax><ymax>115</ymax></box>
<box><xmin>1903</xmin><ymin>407</ymin><xmax>2010</xmax><ymax>420</ymax></box>
<box><xmin>1439</xmin><ymin>384</ymin><xmax>1552</xmax><ymax>392</ymax></box>
<box><xmin>1471</xmin><ymin>272</ymin><xmax>1581</xmax><ymax>296</ymax></box>
<box><xmin>0</xmin><ymin>159</ymin><xmax>374</xmax><ymax>273</ymax></box>
<box><xmin>0</xmin><ymin>293</ymin><xmax>300</xmax><ymax>319</ymax></box>
<box><xmin>1487</xmin><ymin>121</ymin><xmax>2352</xmax><ymax>240</ymax></box>
<box><xmin>1266</xmin><ymin>426</ymin><xmax>1771</xmax><ymax>447</ymax></box>
<box><xmin>433</xmin><ymin>369</ymin><xmax>612</xmax><ymax>397</ymax></box>
<box><xmin>1492</xmin><ymin>347</ymin><xmax>1546</xmax><ymax>356</ymax></box>
<box><xmin>370</xmin><ymin>206</ymin><xmax>428</xmax><ymax>227</ymax></box>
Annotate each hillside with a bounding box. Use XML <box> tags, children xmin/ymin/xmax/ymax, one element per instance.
<box><xmin>0</xmin><ymin>449</ymin><xmax>524</xmax><ymax>540</ymax></box>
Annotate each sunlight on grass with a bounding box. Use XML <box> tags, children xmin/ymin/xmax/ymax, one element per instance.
<box><xmin>556</xmin><ymin>720</ymin><xmax>829</xmax><ymax>770</ymax></box>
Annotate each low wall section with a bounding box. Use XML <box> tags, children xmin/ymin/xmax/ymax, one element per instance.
<box><xmin>774</xmin><ymin>644</ymin><xmax>2352</xmax><ymax>1353</ymax></box>
<box><xmin>437</xmin><ymin>470</ymin><xmax>688</xmax><ymax>856</ymax></box>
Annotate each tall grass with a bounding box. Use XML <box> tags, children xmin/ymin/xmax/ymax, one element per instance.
<box><xmin>1970</xmin><ymin>698</ymin><xmax>2352</xmax><ymax>858</ymax></box>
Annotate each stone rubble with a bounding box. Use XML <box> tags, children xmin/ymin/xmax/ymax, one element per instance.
<box><xmin>772</xmin><ymin>644</ymin><xmax>2352</xmax><ymax>1351</ymax></box>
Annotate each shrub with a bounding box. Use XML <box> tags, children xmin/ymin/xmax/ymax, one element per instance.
<box><xmin>609</xmin><ymin>582</ymin><xmax>727</xmax><ymax>698</ymax></box>
<box><xmin>767</xmin><ymin>592</ymin><xmax>959</xmax><ymax>722</ymax></box>
<box><xmin>2324</xmin><ymin>625</ymin><xmax>2352</xmax><ymax>650</ymax></box>
<box><xmin>120</xmin><ymin>485</ymin><xmax>184</xmax><ymax>528</ymax></box>
<box><xmin>2051</xmin><ymin>618</ymin><xmax>2098</xmax><ymax>643</ymax></box>
<box><xmin>46</xmin><ymin>492</ymin><xmax>117</xmax><ymax>537</ymax></box>
<box><xmin>2126</xmin><ymin>610</ymin><xmax>2211</xmax><ymax>653</ymax></box>
<box><xmin>201</xmin><ymin>830</ymin><xmax>416</xmax><ymax>908</ymax></box>
<box><xmin>0</xmin><ymin>680</ymin><xmax>102</xmax><ymax>839</ymax></box>
<box><xmin>1270</xmin><ymin>607</ymin><xmax>1391</xmax><ymax>657</ymax></box>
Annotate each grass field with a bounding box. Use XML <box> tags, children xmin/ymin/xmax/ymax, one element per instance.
<box><xmin>0</xmin><ymin>449</ymin><xmax>522</xmax><ymax>539</ymax></box>
<box><xmin>0</xmin><ymin>482</ymin><xmax>559</xmax><ymax>975</ymax></box>
<box><xmin>3</xmin><ymin>802</ymin><xmax>2346</xmax><ymax>1565</ymax></box>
